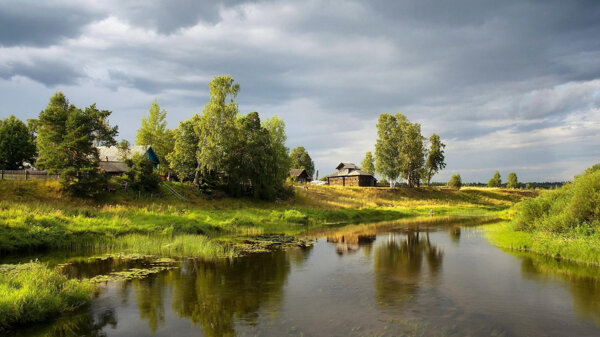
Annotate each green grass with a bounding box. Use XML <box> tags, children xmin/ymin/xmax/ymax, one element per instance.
<box><xmin>0</xmin><ymin>180</ymin><xmax>535</xmax><ymax>254</ymax></box>
<box><xmin>484</xmin><ymin>222</ymin><xmax>600</xmax><ymax>265</ymax></box>
<box><xmin>0</xmin><ymin>262</ymin><xmax>94</xmax><ymax>330</ymax></box>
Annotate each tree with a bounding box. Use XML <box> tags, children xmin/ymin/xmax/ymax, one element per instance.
<box><xmin>507</xmin><ymin>172</ymin><xmax>518</xmax><ymax>189</ymax></box>
<box><xmin>168</xmin><ymin>118</ymin><xmax>200</xmax><ymax>182</ymax></box>
<box><xmin>124</xmin><ymin>153</ymin><xmax>161</xmax><ymax>193</ymax></box>
<box><xmin>448</xmin><ymin>174</ymin><xmax>462</xmax><ymax>190</ymax></box>
<box><xmin>135</xmin><ymin>100</ymin><xmax>175</xmax><ymax>175</ymax></box>
<box><xmin>361</xmin><ymin>151</ymin><xmax>375</xmax><ymax>175</ymax></box>
<box><xmin>36</xmin><ymin>92</ymin><xmax>118</xmax><ymax>198</ymax></box>
<box><xmin>397</xmin><ymin>114</ymin><xmax>426</xmax><ymax>187</ymax></box>
<box><xmin>0</xmin><ymin>115</ymin><xmax>36</xmax><ymax>169</ymax></box>
<box><xmin>375</xmin><ymin>113</ymin><xmax>402</xmax><ymax>187</ymax></box>
<box><xmin>263</xmin><ymin>116</ymin><xmax>291</xmax><ymax>187</ymax></box>
<box><xmin>488</xmin><ymin>171</ymin><xmax>502</xmax><ymax>187</ymax></box>
<box><xmin>375</xmin><ymin>113</ymin><xmax>426</xmax><ymax>188</ymax></box>
<box><xmin>424</xmin><ymin>134</ymin><xmax>446</xmax><ymax>185</ymax></box>
<box><xmin>195</xmin><ymin>75</ymin><xmax>240</xmax><ymax>181</ymax></box>
<box><xmin>289</xmin><ymin>146</ymin><xmax>314</xmax><ymax>178</ymax></box>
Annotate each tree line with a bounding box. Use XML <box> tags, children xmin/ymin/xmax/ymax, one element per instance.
<box><xmin>0</xmin><ymin>75</ymin><xmax>314</xmax><ymax>200</ymax></box>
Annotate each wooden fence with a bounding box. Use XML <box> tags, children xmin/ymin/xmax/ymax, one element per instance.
<box><xmin>0</xmin><ymin>170</ymin><xmax>60</xmax><ymax>181</ymax></box>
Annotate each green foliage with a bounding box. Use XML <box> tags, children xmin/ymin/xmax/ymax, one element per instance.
<box><xmin>135</xmin><ymin>100</ymin><xmax>175</xmax><ymax>175</ymax></box>
<box><xmin>263</xmin><ymin>116</ymin><xmax>291</xmax><ymax>188</ymax></box>
<box><xmin>488</xmin><ymin>171</ymin><xmax>502</xmax><ymax>187</ymax></box>
<box><xmin>375</xmin><ymin>113</ymin><xmax>427</xmax><ymax>187</ymax></box>
<box><xmin>513</xmin><ymin>165</ymin><xmax>600</xmax><ymax>234</ymax></box>
<box><xmin>0</xmin><ymin>262</ymin><xmax>94</xmax><ymax>328</ymax></box>
<box><xmin>36</xmin><ymin>92</ymin><xmax>118</xmax><ymax>198</ymax></box>
<box><xmin>168</xmin><ymin>118</ymin><xmax>200</xmax><ymax>182</ymax></box>
<box><xmin>289</xmin><ymin>146</ymin><xmax>314</xmax><ymax>178</ymax></box>
<box><xmin>361</xmin><ymin>151</ymin><xmax>375</xmax><ymax>175</ymax></box>
<box><xmin>124</xmin><ymin>154</ymin><xmax>162</xmax><ymax>193</ymax></box>
<box><xmin>60</xmin><ymin>167</ymin><xmax>110</xmax><ymax>199</ymax></box>
<box><xmin>507</xmin><ymin>172</ymin><xmax>518</xmax><ymax>189</ymax></box>
<box><xmin>196</xmin><ymin>75</ymin><xmax>240</xmax><ymax>178</ymax></box>
<box><xmin>425</xmin><ymin>134</ymin><xmax>446</xmax><ymax>185</ymax></box>
<box><xmin>0</xmin><ymin>115</ymin><xmax>36</xmax><ymax>169</ymax></box>
<box><xmin>448</xmin><ymin>174</ymin><xmax>462</xmax><ymax>190</ymax></box>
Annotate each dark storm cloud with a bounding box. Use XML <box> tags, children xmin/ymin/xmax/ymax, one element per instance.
<box><xmin>0</xmin><ymin>0</ymin><xmax>599</xmax><ymax>181</ymax></box>
<box><xmin>0</xmin><ymin>1</ymin><xmax>101</xmax><ymax>47</ymax></box>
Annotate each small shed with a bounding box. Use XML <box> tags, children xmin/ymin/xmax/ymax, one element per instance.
<box><xmin>290</xmin><ymin>169</ymin><xmax>311</xmax><ymax>183</ymax></box>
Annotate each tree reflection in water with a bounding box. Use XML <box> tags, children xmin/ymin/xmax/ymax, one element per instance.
<box><xmin>374</xmin><ymin>230</ymin><xmax>443</xmax><ymax>310</ymax></box>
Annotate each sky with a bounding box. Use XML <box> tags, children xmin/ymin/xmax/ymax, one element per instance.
<box><xmin>0</xmin><ymin>0</ymin><xmax>599</xmax><ymax>183</ymax></box>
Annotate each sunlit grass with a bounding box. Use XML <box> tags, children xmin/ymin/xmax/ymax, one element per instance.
<box><xmin>0</xmin><ymin>262</ymin><xmax>94</xmax><ymax>329</ymax></box>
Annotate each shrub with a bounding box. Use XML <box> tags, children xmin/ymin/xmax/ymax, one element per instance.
<box><xmin>513</xmin><ymin>165</ymin><xmax>600</xmax><ymax>233</ymax></box>
<box><xmin>448</xmin><ymin>174</ymin><xmax>462</xmax><ymax>190</ymax></box>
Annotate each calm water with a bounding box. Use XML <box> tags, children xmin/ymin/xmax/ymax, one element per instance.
<box><xmin>12</xmin><ymin>218</ymin><xmax>600</xmax><ymax>336</ymax></box>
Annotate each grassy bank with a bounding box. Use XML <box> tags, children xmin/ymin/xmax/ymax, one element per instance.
<box><xmin>0</xmin><ymin>180</ymin><xmax>535</xmax><ymax>254</ymax></box>
<box><xmin>0</xmin><ymin>262</ymin><xmax>94</xmax><ymax>330</ymax></box>
<box><xmin>485</xmin><ymin>222</ymin><xmax>600</xmax><ymax>265</ymax></box>
<box><xmin>484</xmin><ymin>165</ymin><xmax>600</xmax><ymax>265</ymax></box>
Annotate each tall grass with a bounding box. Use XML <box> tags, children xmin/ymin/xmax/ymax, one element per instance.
<box><xmin>0</xmin><ymin>262</ymin><xmax>94</xmax><ymax>329</ymax></box>
<box><xmin>94</xmin><ymin>234</ymin><xmax>237</xmax><ymax>259</ymax></box>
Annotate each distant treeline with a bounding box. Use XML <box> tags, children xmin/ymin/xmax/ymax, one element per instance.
<box><xmin>429</xmin><ymin>181</ymin><xmax>567</xmax><ymax>189</ymax></box>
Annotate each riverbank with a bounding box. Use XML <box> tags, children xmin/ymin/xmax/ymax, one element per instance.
<box><xmin>484</xmin><ymin>222</ymin><xmax>600</xmax><ymax>266</ymax></box>
<box><xmin>0</xmin><ymin>180</ymin><xmax>535</xmax><ymax>254</ymax></box>
<box><xmin>484</xmin><ymin>166</ymin><xmax>600</xmax><ymax>266</ymax></box>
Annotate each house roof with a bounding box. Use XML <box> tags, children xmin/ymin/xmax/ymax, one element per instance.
<box><xmin>97</xmin><ymin>145</ymin><xmax>159</xmax><ymax>163</ymax></box>
<box><xmin>289</xmin><ymin>169</ymin><xmax>308</xmax><ymax>177</ymax></box>
<box><xmin>336</xmin><ymin>162</ymin><xmax>359</xmax><ymax>170</ymax></box>
<box><xmin>98</xmin><ymin>161</ymin><xmax>129</xmax><ymax>173</ymax></box>
<box><xmin>329</xmin><ymin>169</ymin><xmax>375</xmax><ymax>178</ymax></box>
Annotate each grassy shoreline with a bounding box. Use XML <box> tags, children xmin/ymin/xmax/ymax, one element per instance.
<box><xmin>0</xmin><ymin>180</ymin><xmax>534</xmax><ymax>254</ymax></box>
<box><xmin>484</xmin><ymin>222</ymin><xmax>600</xmax><ymax>266</ymax></box>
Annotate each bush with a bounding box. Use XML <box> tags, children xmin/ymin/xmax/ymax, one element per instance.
<box><xmin>60</xmin><ymin>167</ymin><xmax>109</xmax><ymax>199</ymax></box>
<box><xmin>513</xmin><ymin>165</ymin><xmax>600</xmax><ymax>233</ymax></box>
<box><xmin>0</xmin><ymin>262</ymin><xmax>94</xmax><ymax>329</ymax></box>
<box><xmin>448</xmin><ymin>174</ymin><xmax>462</xmax><ymax>190</ymax></box>
<box><xmin>124</xmin><ymin>154</ymin><xmax>161</xmax><ymax>193</ymax></box>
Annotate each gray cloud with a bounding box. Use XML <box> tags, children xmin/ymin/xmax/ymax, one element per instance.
<box><xmin>0</xmin><ymin>1</ymin><xmax>101</xmax><ymax>47</ymax></box>
<box><xmin>0</xmin><ymin>0</ymin><xmax>599</xmax><ymax>181</ymax></box>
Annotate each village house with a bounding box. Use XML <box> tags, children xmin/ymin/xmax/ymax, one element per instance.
<box><xmin>289</xmin><ymin>168</ymin><xmax>311</xmax><ymax>183</ymax></box>
<box><xmin>326</xmin><ymin>162</ymin><xmax>377</xmax><ymax>187</ymax></box>
<box><xmin>97</xmin><ymin>145</ymin><xmax>159</xmax><ymax>176</ymax></box>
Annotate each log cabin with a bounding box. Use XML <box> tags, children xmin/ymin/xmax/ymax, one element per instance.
<box><xmin>326</xmin><ymin>162</ymin><xmax>377</xmax><ymax>187</ymax></box>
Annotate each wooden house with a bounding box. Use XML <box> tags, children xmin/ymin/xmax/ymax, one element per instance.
<box><xmin>326</xmin><ymin>162</ymin><xmax>377</xmax><ymax>187</ymax></box>
<box><xmin>97</xmin><ymin>145</ymin><xmax>160</xmax><ymax>176</ymax></box>
<box><xmin>289</xmin><ymin>169</ymin><xmax>311</xmax><ymax>183</ymax></box>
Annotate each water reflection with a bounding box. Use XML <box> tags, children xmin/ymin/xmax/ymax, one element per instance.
<box><xmin>374</xmin><ymin>231</ymin><xmax>443</xmax><ymax>309</ymax></box>
<box><xmin>169</xmin><ymin>251</ymin><xmax>294</xmax><ymax>337</ymax></box>
<box><xmin>518</xmin><ymin>252</ymin><xmax>600</xmax><ymax>326</ymax></box>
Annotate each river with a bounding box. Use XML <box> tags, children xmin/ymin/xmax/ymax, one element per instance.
<box><xmin>11</xmin><ymin>217</ymin><xmax>600</xmax><ymax>336</ymax></box>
